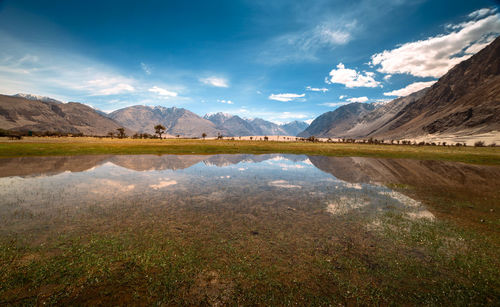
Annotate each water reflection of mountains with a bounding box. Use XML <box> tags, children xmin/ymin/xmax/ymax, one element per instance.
<box><xmin>0</xmin><ymin>154</ymin><xmax>299</xmax><ymax>177</ymax></box>
<box><xmin>0</xmin><ymin>154</ymin><xmax>498</xmax><ymax>190</ymax></box>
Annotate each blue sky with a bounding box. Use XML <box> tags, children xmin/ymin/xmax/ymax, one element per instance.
<box><xmin>0</xmin><ymin>0</ymin><xmax>499</xmax><ymax>123</ymax></box>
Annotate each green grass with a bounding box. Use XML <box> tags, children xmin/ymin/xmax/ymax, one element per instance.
<box><xmin>1</xmin><ymin>137</ymin><xmax>499</xmax><ymax>165</ymax></box>
<box><xmin>2</xmin><ymin>209</ymin><xmax>498</xmax><ymax>305</ymax></box>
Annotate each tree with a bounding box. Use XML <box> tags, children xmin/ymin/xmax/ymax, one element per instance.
<box><xmin>107</xmin><ymin>131</ymin><xmax>115</xmax><ymax>138</ymax></box>
<box><xmin>154</xmin><ymin>124</ymin><xmax>166</xmax><ymax>139</ymax></box>
<box><xmin>116</xmin><ymin>127</ymin><xmax>126</xmax><ymax>139</ymax></box>
<box><xmin>202</xmin><ymin>132</ymin><xmax>207</xmax><ymax>139</ymax></box>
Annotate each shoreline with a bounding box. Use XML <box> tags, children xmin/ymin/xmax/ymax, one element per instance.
<box><xmin>0</xmin><ymin>137</ymin><xmax>498</xmax><ymax>165</ymax></box>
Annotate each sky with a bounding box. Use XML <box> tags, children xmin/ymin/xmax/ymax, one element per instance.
<box><xmin>0</xmin><ymin>0</ymin><xmax>499</xmax><ymax>124</ymax></box>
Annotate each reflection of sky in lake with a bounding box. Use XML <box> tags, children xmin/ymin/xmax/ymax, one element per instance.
<box><xmin>0</xmin><ymin>154</ymin><xmax>436</xmax><ymax>224</ymax></box>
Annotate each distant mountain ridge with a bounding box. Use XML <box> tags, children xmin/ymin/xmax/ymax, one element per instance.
<box><xmin>109</xmin><ymin>105</ymin><xmax>220</xmax><ymax>137</ymax></box>
<box><xmin>0</xmin><ymin>95</ymin><xmax>308</xmax><ymax>137</ymax></box>
<box><xmin>204</xmin><ymin>112</ymin><xmax>308</xmax><ymax>136</ymax></box>
<box><xmin>203</xmin><ymin>113</ymin><xmax>256</xmax><ymax>136</ymax></box>
<box><xmin>13</xmin><ymin>93</ymin><xmax>63</xmax><ymax>104</ymax></box>
<box><xmin>281</xmin><ymin>120</ymin><xmax>309</xmax><ymax>136</ymax></box>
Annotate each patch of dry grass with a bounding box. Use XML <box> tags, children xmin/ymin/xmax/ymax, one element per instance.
<box><xmin>0</xmin><ymin>137</ymin><xmax>498</xmax><ymax>165</ymax></box>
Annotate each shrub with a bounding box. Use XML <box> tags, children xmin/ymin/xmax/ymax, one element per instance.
<box><xmin>474</xmin><ymin>141</ymin><xmax>485</xmax><ymax>147</ymax></box>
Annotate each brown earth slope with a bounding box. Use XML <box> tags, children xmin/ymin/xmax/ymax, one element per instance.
<box><xmin>0</xmin><ymin>95</ymin><xmax>130</xmax><ymax>136</ymax></box>
<box><xmin>372</xmin><ymin>36</ymin><xmax>500</xmax><ymax>139</ymax></box>
<box><xmin>109</xmin><ymin>105</ymin><xmax>221</xmax><ymax>137</ymax></box>
<box><xmin>345</xmin><ymin>89</ymin><xmax>428</xmax><ymax>138</ymax></box>
<box><xmin>298</xmin><ymin>103</ymin><xmax>376</xmax><ymax>138</ymax></box>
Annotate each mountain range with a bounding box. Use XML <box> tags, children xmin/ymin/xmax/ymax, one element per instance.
<box><xmin>108</xmin><ymin>105</ymin><xmax>220</xmax><ymax>137</ymax></box>
<box><xmin>203</xmin><ymin>112</ymin><xmax>309</xmax><ymax>137</ymax></box>
<box><xmin>1</xmin><ymin>37</ymin><xmax>499</xmax><ymax>140</ymax></box>
<box><xmin>0</xmin><ymin>96</ymin><xmax>309</xmax><ymax>137</ymax></box>
<box><xmin>302</xmin><ymin>36</ymin><xmax>500</xmax><ymax>139</ymax></box>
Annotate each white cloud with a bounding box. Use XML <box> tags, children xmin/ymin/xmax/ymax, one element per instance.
<box><xmin>370</xmin><ymin>10</ymin><xmax>500</xmax><ymax>78</ymax></box>
<box><xmin>260</xmin><ymin>20</ymin><xmax>356</xmax><ymax>63</ymax></box>
<box><xmin>346</xmin><ymin>96</ymin><xmax>369</xmax><ymax>103</ymax></box>
<box><xmin>319</xmin><ymin>102</ymin><xmax>351</xmax><ymax>107</ymax></box>
<box><xmin>468</xmin><ymin>8</ymin><xmax>496</xmax><ymax>19</ymax></box>
<box><xmin>150</xmin><ymin>180</ymin><xmax>177</xmax><ymax>189</ymax></box>
<box><xmin>141</xmin><ymin>62</ymin><xmax>151</xmax><ymax>75</ymax></box>
<box><xmin>339</xmin><ymin>95</ymin><xmax>346</xmax><ymax>99</ymax></box>
<box><xmin>217</xmin><ymin>99</ymin><xmax>233</xmax><ymax>104</ymax></box>
<box><xmin>312</xmin><ymin>22</ymin><xmax>353</xmax><ymax>45</ymax></box>
<box><xmin>268</xmin><ymin>180</ymin><xmax>301</xmax><ymax>189</ymax></box>
<box><xmin>87</xmin><ymin>78</ymin><xmax>135</xmax><ymax>96</ymax></box>
<box><xmin>276</xmin><ymin>112</ymin><xmax>307</xmax><ymax>119</ymax></box>
<box><xmin>231</xmin><ymin>109</ymin><xmax>310</xmax><ymax>124</ymax></box>
<box><xmin>326</xmin><ymin>63</ymin><xmax>380</xmax><ymax>88</ymax></box>
<box><xmin>268</xmin><ymin>93</ymin><xmax>305</xmax><ymax>102</ymax></box>
<box><xmin>200</xmin><ymin>76</ymin><xmax>229</xmax><ymax>88</ymax></box>
<box><xmin>306</xmin><ymin>86</ymin><xmax>328</xmax><ymax>92</ymax></box>
<box><xmin>148</xmin><ymin>86</ymin><xmax>178</xmax><ymax>97</ymax></box>
<box><xmin>0</xmin><ymin>34</ymin><xmax>137</xmax><ymax>98</ymax></box>
<box><xmin>383</xmin><ymin>81</ymin><xmax>436</xmax><ymax>97</ymax></box>
<box><xmin>383</xmin><ymin>74</ymin><xmax>392</xmax><ymax>81</ymax></box>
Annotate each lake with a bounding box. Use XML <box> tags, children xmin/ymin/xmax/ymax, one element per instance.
<box><xmin>0</xmin><ymin>154</ymin><xmax>499</xmax><ymax>305</ymax></box>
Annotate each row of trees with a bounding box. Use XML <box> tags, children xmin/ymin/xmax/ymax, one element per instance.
<box><xmin>98</xmin><ymin>126</ymin><xmax>499</xmax><ymax>147</ymax></box>
<box><xmin>108</xmin><ymin>125</ymin><xmax>165</xmax><ymax>139</ymax></box>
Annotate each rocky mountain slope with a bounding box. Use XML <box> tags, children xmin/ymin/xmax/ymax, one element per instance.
<box><xmin>371</xmin><ymin>36</ymin><xmax>500</xmax><ymax>139</ymax></box>
<box><xmin>203</xmin><ymin>113</ymin><xmax>256</xmax><ymax>136</ymax></box>
<box><xmin>344</xmin><ymin>88</ymin><xmax>428</xmax><ymax>138</ymax></box>
<box><xmin>298</xmin><ymin>103</ymin><xmax>376</xmax><ymax>138</ymax></box>
<box><xmin>0</xmin><ymin>94</ymin><xmax>129</xmax><ymax>135</ymax></box>
<box><xmin>280</xmin><ymin>120</ymin><xmax>310</xmax><ymax>136</ymax></box>
<box><xmin>301</xmin><ymin>37</ymin><xmax>500</xmax><ymax>140</ymax></box>
<box><xmin>246</xmin><ymin>118</ymin><xmax>287</xmax><ymax>136</ymax></box>
<box><xmin>204</xmin><ymin>112</ymin><xmax>309</xmax><ymax>136</ymax></box>
<box><xmin>13</xmin><ymin>93</ymin><xmax>63</xmax><ymax>104</ymax></box>
<box><xmin>109</xmin><ymin>105</ymin><xmax>220</xmax><ymax>137</ymax></box>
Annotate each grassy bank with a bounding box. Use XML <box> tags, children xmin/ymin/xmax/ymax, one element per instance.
<box><xmin>0</xmin><ymin>137</ymin><xmax>499</xmax><ymax>165</ymax></box>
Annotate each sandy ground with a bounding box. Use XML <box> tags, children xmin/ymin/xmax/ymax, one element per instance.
<box><xmin>8</xmin><ymin>131</ymin><xmax>497</xmax><ymax>146</ymax></box>
<box><xmin>411</xmin><ymin>131</ymin><xmax>500</xmax><ymax>146</ymax></box>
<box><xmin>175</xmin><ymin>131</ymin><xmax>500</xmax><ymax>146</ymax></box>
<box><xmin>163</xmin><ymin>135</ymin><xmax>342</xmax><ymax>142</ymax></box>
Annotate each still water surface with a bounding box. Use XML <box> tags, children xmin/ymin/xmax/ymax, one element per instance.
<box><xmin>0</xmin><ymin>154</ymin><xmax>497</xmax><ymax>227</ymax></box>
<box><xmin>0</xmin><ymin>154</ymin><xmax>499</xmax><ymax>304</ymax></box>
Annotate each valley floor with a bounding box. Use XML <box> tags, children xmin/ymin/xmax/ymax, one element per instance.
<box><xmin>0</xmin><ymin>137</ymin><xmax>499</xmax><ymax>165</ymax></box>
